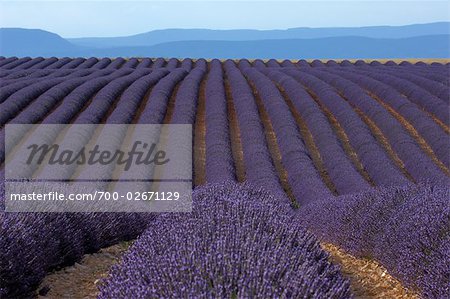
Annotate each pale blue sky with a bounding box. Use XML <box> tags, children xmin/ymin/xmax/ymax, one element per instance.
<box><xmin>0</xmin><ymin>1</ymin><xmax>449</xmax><ymax>38</ymax></box>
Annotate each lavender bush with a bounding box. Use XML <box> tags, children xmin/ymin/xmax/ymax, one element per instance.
<box><xmin>92</xmin><ymin>57</ymin><xmax>112</xmax><ymax>69</ymax></box>
<box><xmin>0</xmin><ymin>57</ymin><xmax>32</xmax><ymax>70</ymax></box>
<box><xmin>299</xmin><ymin>182</ymin><xmax>450</xmax><ymax>298</ymax></box>
<box><xmin>60</xmin><ymin>57</ymin><xmax>86</xmax><ymax>69</ymax></box>
<box><xmin>42</xmin><ymin>57</ymin><xmax>70</xmax><ymax>69</ymax></box>
<box><xmin>136</xmin><ymin>58</ymin><xmax>153</xmax><ymax>69</ymax></box>
<box><xmin>205</xmin><ymin>59</ymin><xmax>236</xmax><ymax>182</ymax></box>
<box><xmin>99</xmin><ymin>182</ymin><xmax>352</xmax><ymax>299</ymax></box>
<box><xmin>121</xmin><ymin>58</ymin><xmax>139</xmax><ymax>68</ymax></box>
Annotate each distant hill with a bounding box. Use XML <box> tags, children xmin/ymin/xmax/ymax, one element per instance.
<box><xmin>0</xmin><ymin>28</ymin><xmax>80</xmax><ymax>57</ymax></box>
<box><xmin>1</xmin><ymin>24</ymin><xmax>449</xmax><ymax>58</ymax></box>
<box><xmin>82</xmin><ymin>35</ymin><xmax>450</xmax><ymax>59</ymax></box>
<box><xmin>68</xmin><ymin>22</ymin><xmax>450</xmax><ymax>48</ymax></box>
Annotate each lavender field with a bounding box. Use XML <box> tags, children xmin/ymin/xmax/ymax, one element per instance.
<box><xmin>0</xmin><ymin>56</ymin><xmax>449</xmax><ymax>298</ymax></box>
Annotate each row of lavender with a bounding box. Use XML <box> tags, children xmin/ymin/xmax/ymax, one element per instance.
<box><xmin>0</xmin><ymin>58</ymin><xmax>449</xmax><ymax>298</ymax></box>
<box><xmin>1</xmin><ymin>56</ymin><xmax>449</xmax><ymax>73</ymax></box>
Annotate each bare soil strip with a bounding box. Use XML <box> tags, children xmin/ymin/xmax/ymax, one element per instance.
<box><xmin>193</xmin><ymin>72</ymin><xmax>208</xmax><ymax>186</ymax></box>
<box><xmin>277</xmin><ymin>85</ymin><xmax>339</xmax><ymax>194</ymax></box>
<box><xmin>129</xmin><ymin>82</ymin><xmax>155</xmax><ymax>124</ymax></box>
<box><xmin>425</xmin><ymin>112</ymin><xmax>450</xmax><ymax>134</ymax></box>
<box><xmin>328</xmin><ymin>89</ymin><xmax>415</xmax><ymax>183</ymax></box>
<box><xmin>247</xmin><ymin>80</ymin><xmax>297</xmax><ymax>206</ymax></box>
<box><xmin>37</xmin><ymin>243</ymin><xmax>131</xmax><ymax>299</ymax></box>
<box><xmin>368</xmin><ymin>92</ymin><xmax>450</xmax><ymax>176</ymax></box>
<box><xmin>391</xmin><ymin>93</ymin><xmax>450</xmax><ymax>135</ymax></box>
<box><xmin>152</xmin><ymin>80</ymin><xmax>184</xmax><ymax>191</ymax></box>
<box><xmin>66</xmin><ymin>91</ymin><xmax>100</xmax><ymax>124</ymax></box>
<box><xmin>322</xmin><ymin>243</ymin><xmax>420</xmax><ymax>299</ymax></box>
<box><xmin>162</xmin><ymin>81</ymin><xmax>181</xmax><ymax>124</ymax></box>
<box><xmin>305</xmin><ymin>88</ymin><xmax>376</xmax><ymax>186</ymax></box>
<box><xmin>224</xmin><ymin>79</ymin><xmax>246</xmax><ymax>183</ymax></box>
<box><xmin>352</xmin><ymin>105</ymin><xmax>416</xmax><ymax>183</ymax></box>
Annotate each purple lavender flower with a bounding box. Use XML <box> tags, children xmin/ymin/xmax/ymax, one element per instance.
<box><xmin>299</xmin><ymin>182</ymin><xmax>450</xmax><ymax>298</ymax></box>
<box><xmin>99</xmin><ymin>182</ymin><xmax>352</xmax><ymax>298</ymax></box>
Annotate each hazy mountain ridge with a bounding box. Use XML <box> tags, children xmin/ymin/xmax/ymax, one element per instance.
<box><xmin>1</xmin><ymin>23</ymin><xmax>449</xmax><ymax>58</ymax></box>
<box><xmin>0</xmin><ymin>28</ymin><xmax>80</xmax><ymax>57</ymax></box>
<box><xmin>82</xmin><ymin>35</ymin><xmax>450</xmax><ymax>59</ymax></box>
<box><xmin>68</xmin><ymin>22</ymin><xmax>450</xmax><ymax>48</ymax></box>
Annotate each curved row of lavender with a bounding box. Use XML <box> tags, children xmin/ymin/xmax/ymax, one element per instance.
<box><xmin>156</xmin><ymin>60</ymin><xmax>206</xmax><ymax>185</ymax></box>
<box><xmin>99</xmin><ymin>182</ymin><xmax>352</xmax><ymax>299</ymax></box>
<box><xmin>239</xmin><ymin>62</ymin><xmax>337</xmax><ymax>203</ymax></box>
<box><xmin>204</xmin><ymin>59</ymin><xmax>236</xmax><ymax>182</ymax></box>
<box><xmin>299</xmin><ymin>183</ymin><xmax>450</xmax><ymax>298</ymax></box>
